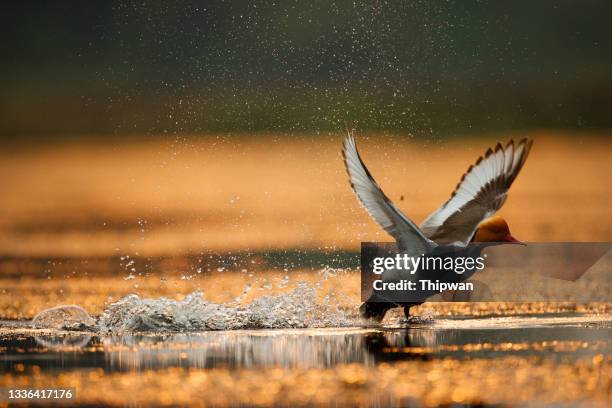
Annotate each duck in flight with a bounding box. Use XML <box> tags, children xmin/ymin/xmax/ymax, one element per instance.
<box><xmin>342</xmin><ymin>131</ymin><xmax>533</xmax><ymax>321</ymax></box>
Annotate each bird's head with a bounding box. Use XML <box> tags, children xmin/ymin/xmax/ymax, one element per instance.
<box><xmin>473</xmin><ymin>215</ymin><xmax>525</xmax><ymax>245</ymax></box>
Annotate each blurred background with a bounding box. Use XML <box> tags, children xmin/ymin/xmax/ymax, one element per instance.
<box><xmin>0</xmin><ymin>1</ymin><xmax>611</xmax><ymax>260</ymax></box>
<box><xmin>2</xmin><ymin>0</ymin><xmax>612</xmax><ymax>137</ymax></box>
<box><xmin>1</xmin><ymin>6</ymin><xmax>610</xmax><ymax>405</ymax></box>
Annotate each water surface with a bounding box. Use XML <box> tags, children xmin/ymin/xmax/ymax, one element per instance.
<box><xmin>1</xmin><ymin>314</ymin><xmax>610</xmax><ymax>407</ymax></box>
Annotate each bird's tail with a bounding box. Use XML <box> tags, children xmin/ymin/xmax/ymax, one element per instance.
<box><xmin>359</xmin><ymin>302</ymin><xmax>391</xmax><ymax>322</ymax></box>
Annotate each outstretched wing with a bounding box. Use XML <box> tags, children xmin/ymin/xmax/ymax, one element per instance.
<box><xmin>420</xmin><ymin>138</ymin><xmax>533</xmax><ymax>245</ymax></box>
<box><xmin>342</xmin><ymin>132</ymin><xmax>435</xmax><ymax>255</ymax></box>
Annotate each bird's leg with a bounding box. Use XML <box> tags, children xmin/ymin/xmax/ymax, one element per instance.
<box><xmin>403</xmin><ymin>306</ymin><xmax>411</xmax><ymax>319</ymax></box>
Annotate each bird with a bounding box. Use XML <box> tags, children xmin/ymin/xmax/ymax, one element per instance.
<box><xmin>342</xmin><ymin>131</ymin><xmax>533</xmax><ymax>321</ymax></box>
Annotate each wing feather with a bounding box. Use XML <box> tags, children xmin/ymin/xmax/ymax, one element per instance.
<box><xmin>342</xmin><ymin>132</ymin><xmax>435</xmax><ymax>255</ymax></box>
<box><xmin>420</xmin><ymin>138</ymin><xmax>533</xmax><ymax>245</ymax></box>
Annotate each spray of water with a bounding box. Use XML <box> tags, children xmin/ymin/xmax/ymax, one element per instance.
<box><xmin>32</xmin><ymin>270</ymin><xmax>362</xmax><ymax>333</ymax></box>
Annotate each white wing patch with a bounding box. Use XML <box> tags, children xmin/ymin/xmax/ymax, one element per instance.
<box><xmin>342</xmin><ymin>132</ymin><xmax>435</xmax><ymax>255</ymax></box>
<box><xmin>420</xmin><ymin>138</ymin><xmax>533</xmax><ymax>245</ymax></box>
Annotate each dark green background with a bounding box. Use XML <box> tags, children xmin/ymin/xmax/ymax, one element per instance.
<box><xmin>2</xmin><ymin>1</ymin><xmax>611</xmax><ymax>137</ymax></box>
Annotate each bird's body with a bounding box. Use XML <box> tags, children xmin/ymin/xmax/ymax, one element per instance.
<box><xmin>362</xmin><ymin>242</ymin><xmax>487</xmax><ymax>319</ymax></box>
<box><xmin>342</xmin><ymin>133</ymin><xmax>533</xmax><ymax>321</ymax></box>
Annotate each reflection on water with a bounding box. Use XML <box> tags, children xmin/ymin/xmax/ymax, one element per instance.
<box><xmin>1</xmin><ymin>315</ymin><xmax>610</xmax><ymax>407</ymax></box>
<box><xmin>2</xmin><ymin>315</ymin><xmax>609</xmax><ymax>373</ymax></box>
<box><xmin>100</xmin><ymin>329</ymin><xmax>375</xmax><ymax>371</ymax></box>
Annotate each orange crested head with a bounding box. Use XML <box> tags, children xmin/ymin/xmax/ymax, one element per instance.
<box><xmin>474</xmin><ymin>215</ymin><xmax>524</xmax><ymax>244</ymax></box>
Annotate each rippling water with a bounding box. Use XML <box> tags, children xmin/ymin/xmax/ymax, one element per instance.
<box><xmin>2</xmin><ymin>314</ymin><xmax>611</xmax><ymax>407</ymax></box>
<box><xmin>1</xmin><ymin>254</ymin><xmax>611</xmax><ymax>407</ymax></box>
<box><xmin>5</xmin><ymin>315</ymin><xmax>611</xmax><ymax>369</ymax></box>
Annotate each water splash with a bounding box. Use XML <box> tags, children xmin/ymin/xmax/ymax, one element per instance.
<box><xmin>31</xmin><ymin>272</ymin><xmax>361</xmax><ymax>332</ymax></box>
<box><xmin>98</xmin><ymin>282</ymin><xmax>359</xmax><ymax>332</ymax></box>
<box><xmin>32</xmin><ymin>305</ymin><xmax>96</xmax><ymax>331</ymax></box>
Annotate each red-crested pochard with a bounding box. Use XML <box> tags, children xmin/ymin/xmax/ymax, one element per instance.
<box><xmin>342</xmin><ymin>132</ymin><xmax>533</xmax><ymax>321</ymax></box>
